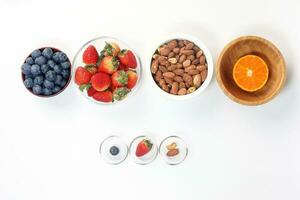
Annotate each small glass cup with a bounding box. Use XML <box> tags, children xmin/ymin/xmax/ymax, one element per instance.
<box><xmin>99</xmin><ymin>136</ymin><xmax>128</xmax><ymax>165</ymax></box>
<box><xmin>129</xmin><ymin>136</ymin><xmax>158</xmax><ymax>165</ymax></box>
<box><xmin>159</xmin><ymin>136</ymin><xmax>188</xmax><ymax>165</ymax></box>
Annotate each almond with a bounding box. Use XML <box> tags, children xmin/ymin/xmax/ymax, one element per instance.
<box><xmin>196</xmin><ymin>65</ymin><xmax>207</xmax><ymax>71</ymax></box>
<box><xmin>164</xmin><ymin>77</ymin><xmax>173</xmax><ymax>85</ymax></box>
<box><xmin>167</xmin><ymin>40</ymin><xmax>178</xmax><ymax>50</ymax></box>
<box><xmin>192</xmin><ymin>59</ymin><xmax>200</xmax><ymax>65</ymax></box>
<box><xmin>201</xmin><ymin>70</ymin><xmax>208</xmax><ymax>82</ymax></box>
<box><xmin>167</xmin><ymin>142</ymin><xmax>177</xmax><ymax>150</ymax></box>
<box><xmin>188</xmin><ymin>69</ymin><xmax>200</xmax><ymax>75</ymax></box>
<box><xmin>174</xmin><ymin>76</ymin><xmax>183</xmax><ymax>82</ymax></box>
<box><xmin>179</xmin><ymin>82</ymin><xmax>186</xmax><ymax>89</ymax></box>
<box><xmin>177</xmin><ymin>88</ymin><xmax>187</xmax><ymax>95</ymax></box>
<box><xmin>199</xmin><ymin>55</ymin><xmax>206</xmax><ymax>65</ymax></box>
<box><xmin>151</xmin><ymin>59</ymin><xmax>159</xmax><ymax>74</ymax></box>
<box><xmin>176</xmin><ymin>63</ymin><xmax>183</xmax><ymax>69</ymax></box>
<box><xmin>187</xmin><ymin>87</ymin><xmax>196</xmax><ymax>94</ymax></box>
<box><xmin>183</xmin><ymin>59</ymin><xmax>191</xmax><ymax>67</ymax></box>
<box><xmin>182</xmin><ymin>49</ymin><xmax>194</xmax><ymax>56</ymax></box>
<box><xmin>167</xmin><ymin>149</ymin><xmax>179</xmax><ymax>157</ymax></box>
<box><xmin>168</xmin><ymin>52</ymin><xmax>175</xmax><ymax>58</ymax></box>
<box><xmin>185</xmin><ymin>42</ymin><xmax>194</xmax><ymax>50</ymax></box>
<box><xmin>174</xmin><ymin>69</ymin><xmax>184</xmax><ymax>76</ymax></box>
<box><xmin>179</xmin><ymin>54</ymin><xmax>186</xmax><ymax>63</ymax></box>
<box><xmin>159</xmin><ymin>65</ymin><xmax>167</xmax><ymax>73</ymax></box>
<box><xmin>167</xmin><ymin>65</ymin><xmax>176</xmax><ymax>71</ymax></box>
<box><xmin>168</xmin><ymin>57</ymin><xmax>177</xmax><ymax>64</ymax></box>
<box><xmin>184</xmin><ymin>65</ymin><xmax>196</xmax><ymax>72</ymax></box>
<box><xmin>160</xmin><ymin>47</ymin><xmax>171</xmax><ymax>56</ymax></box>
<box><xmin>158</xmin><ymin>56</ymin><xmax>167</xmax><ymax>65</ymax></box>
<box><xmin>163</xmin><ymin>72</ymin><xmax>175</xmax><ymax>79</ymax></box>
<box><xmin>178</xmin><ymin>40</ymin><xmax>184</xmax><ymax>47</ymax></box>
<box><xmin>170</xmin><ymin>82</ymin><xmax>179</xmax><ymax>95</ymax></box>
<box><xmin>183</xmin><ymin>73</ymin><xmax>193</xmax><ymax>85</ymax></box>
<box><xmin>193</xmin><ymin>74</ymin><xmax>202</xmax><ymax>87</ymax></box>
<box><xmin>196</xmin><ymin>50</ymin><xmax>203</xmax><ymax>58</ymax></box>
<box><xmin>173</xmin><ymin>47</ymin><xmax>180</xmax><ymax>54</ymax></box>
<box><xmin>187</xmin><ymin>55</ymin><xmax>195</xmax><ymax>61</ymax></box>
<box><xmin>161</xmin><ymin>84</ymin><xmax>169</xmax><ymax>92</ymax></box>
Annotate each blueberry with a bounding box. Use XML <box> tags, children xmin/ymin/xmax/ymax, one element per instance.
<box><xmin>54</xmin><ymin>75</ymin><xmax>63</xmax><ymax>85</ymax></box>
<box><xmin>31</xmin><ymin>64</ymin><xmax>41</xmax><ymax>76</ymax></box>
<box><xmin>43</xmin><ymin>88</ymin><xmax>52</xmax><ymax>96</ymax></box>
<box><xmin>43</xmin><ymin>79</ymin><xmax>54</xmax><ymax>89</ymax></box>
<box><xmin>34</xmin><ymin>75</ymin><xmax>44</xmax><ymax>85</ymax></box>
<box><xmin>60</xmin><ymin>61</ymin><xmax>70</xmax><ymax>69</ymax></box>
<box><xmin>47</xmin><ymin>60</ymin><xmax>56</xmax><ymax>68</ymax></box>
<box><xmin>23</xmin><ymin>78</ymin><xmax>33</xmax><ymax>88</ymax></box>
<box><xmin>61</xmin><ymin>69</ymin><xmax>70</xmax><ymax>79</ymax></box>
<box><xmin>25</xmin><ymin>57</ymin><xmax>34</xmax><ymax>65</ymax></box>
<box><xmin>35</xmin><ymin>56</ymin><xmax>47</xmax><ymax>66</ymax></box>
<box><xmin>52</xmin><ymin>86</ymin><xmax>61</xmax><ymax>93</ymax></box>
<box><xmin>53</xmin><ymin>64</ymin><xmax>62</xmax><ymax>74</ymax></box>
<box><xmin>22</xmin><ymin>63</ymin><xmax>32</xmax><ymax>75</ymax></box>
<box><xmin>41</xmin><ymin>64</ymin><xmax>50</xmax><ymax>74</ymax></box>
<box><xmin>42</xmin><ymin>48</ymin><xmax>53</xmax><ymax>59</ymax></box>
<box><xmin>52</xmin><ymin>52</ymin><xmax>60</xmax><ymax>63</ymax></box>
<box><xmin>109</xmin><ymin>146</ymin><xmax>119</xmax><ymax>156</ymax></box>
<box><xmin>60</xmin><ymin>79</ymin><xmax>67</xmax><ymax>88</ymax></box>
<box><xmin>31</xmin><ymin>49</ymin><xmax>42</xmax><ymax>59</ymax></box>
<box><xmin>45</xmin><ymin>70</ymin><xmax>56</xmax><ymax>81</ymax></box>
<box><xmin>25</xmin><ymin>74</ymin><xmax>34</xmax><ymax>79</ymax></box>
<box><xmin>32</xmin><ymin>84</ymin><xmax>42</xmax><ymax>95</ymax></box>
<box><xmin>58</xmin><ymin>52</ymin><xmax>68</xmax><ymax>63</ymax></box>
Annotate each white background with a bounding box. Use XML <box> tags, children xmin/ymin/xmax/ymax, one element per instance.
<box><xmin>0</xmin><ymin>0</ymin><xmax>299</xmax><ymax>199</ymax></box>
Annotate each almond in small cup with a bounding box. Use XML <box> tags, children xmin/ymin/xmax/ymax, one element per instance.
<box><xmin>149</xmin><ymin>34</ymin><xmax>213</xmax><ymax>100</ymax></box>
<box><xmin>159</xmin><ymin>136</ymin><xmax>188</xmax><ymax>165</ymax></box>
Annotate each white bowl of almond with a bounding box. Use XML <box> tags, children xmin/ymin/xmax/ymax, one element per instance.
<box><xmin>149</xmin><ymin>34</ymin><xmax>213</xmax><ymax>100</ymax></box>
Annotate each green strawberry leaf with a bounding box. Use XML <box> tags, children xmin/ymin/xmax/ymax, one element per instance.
<box><xmin>112</xmin><ymin>57</ymin><xmax>120</xmax><ymax>69</ymax></box>
<box><xmin>79</xmin><ymin>83</ymin><xmax>91</xmax><ymax>92</ymax></box>
<box><xmin>103</xmin><ymin>42</ymin><xmax>113</xmax><ymax>56</ymax></box>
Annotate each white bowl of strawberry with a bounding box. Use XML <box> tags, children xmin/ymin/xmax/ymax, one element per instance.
<box><xmin>73</xmin><ymin>37</ymin><xmax>141</xmax><ymax>104</ymax></box>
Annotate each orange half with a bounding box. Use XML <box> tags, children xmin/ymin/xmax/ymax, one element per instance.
<box><xmin>233</xmin><ymin>55</ymin><xmax>269</xmax><ymax>92</ymax></box>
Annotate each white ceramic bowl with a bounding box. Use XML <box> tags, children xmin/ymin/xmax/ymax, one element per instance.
<box><xmin>72</xmin><ymin>36</ymin><xmax>142</xmax><ymax>105</ymax></box>
<box><xmin>148</xmin><ymin>34</ymin><xmax>213</xmax><ymax>100</ymax></box>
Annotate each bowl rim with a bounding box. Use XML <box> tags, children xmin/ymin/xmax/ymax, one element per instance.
<box><xmin>21</xmin><ymin>47</ymin><xmax>72</xmax><ymax>98</ymax></box>
<box><xmin>72</xmin><ymin>36</ymin><xmax>142</xmax><ymax>106</ymax></box>
<box><xmin>148</xmin><ymin>33</ymin><xmax>214</xmax><ymax>100</ymax></box>
<box><xmin>216</xmin><ymin>35</ymin><xmax>286</xmax><ymax>106</ymax></box>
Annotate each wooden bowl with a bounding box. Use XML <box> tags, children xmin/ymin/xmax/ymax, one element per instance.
<box><xmin>216</xmin><ymin>36</ymin><xmax>286</xmax><ymax>105</ymax></box>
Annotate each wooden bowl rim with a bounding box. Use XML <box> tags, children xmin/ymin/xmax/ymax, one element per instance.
<box><xmin>216</xmin><ymin>35</ymin><xmax>286</xmax><ymax>106</ymax></box>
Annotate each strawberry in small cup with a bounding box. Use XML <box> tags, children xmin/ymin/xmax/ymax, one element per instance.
<box><xmin>118</xmin><ymin>50</ymin><xmax>137</xmax><ymax>69</ymax></box>
<box><xmin>82</xmin><ymin>45</ymin><xmax>99</xmax><ymax>65</ymax></box>
<box><xmin>98</xmin><ymin>56</ymin><xmax>120</xmax><ymax>74</ymax></box>
<box><xmin>92</xmin><ymin>91</ymin><xmax>113</xmax><ymax>103</ymax></box>
<box><xmin>136</xmin><ymin>139</ymin><xmax>153</xmax><ymax>157</ymax></box>
<box><xmin>91</xmin><ymin>72</ymin><xmax>111</xmax><ymax>92</ymax></box>
<box><xmin>112</xmin><ymin>70</ymin><xmax>128</xmax><ymax>88</ymax></box>
<box><xmin>127</xmin><ymin>71</ymin><xmax>138</xmax><ymax>89</ymax></box>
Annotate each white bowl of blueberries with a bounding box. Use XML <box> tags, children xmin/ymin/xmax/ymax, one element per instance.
<box><xmin>21</xmin><ymin>47</ymin><xmax>72</xmax><ymax>97</ymax></box>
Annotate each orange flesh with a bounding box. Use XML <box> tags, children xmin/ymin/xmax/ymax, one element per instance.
<box><xmin>233</xmin><ymin>55</ymin><xmax>269</xmax><ymax>92</ymax></box>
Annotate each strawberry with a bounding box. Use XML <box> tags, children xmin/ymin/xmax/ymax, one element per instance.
<box><xmin>113</xmin><ymin>87</ymin><xmax>130</xmax><ymax>101</ymax></box>
<box><xmin>91</xmin><ymin>72</ymin><xmax>111</xmax><ymax>92</ymax></box>
<box><xmin>92</xmin><ymin>91</ymin><xmax>113</xmax><ymax>103</ymax></box>
<box><xmin>119</xmin><ymin>64</ymin><xmax>129</xmax><ymax>71</ymax></box>
<box><xmin>118</xmin><ymin>50</ymin><xmax>137</xmax><ymax>68</ymax></box>
<box><xmin>98</xmin><ymin>56</ymin><xmax>120</xmax><ymax>74</ymax></box>
<box><xmin>112</xmin><ymin>70</ymin><xmax>128</xmax><ymax>88</ymax></box>
<box><xmin>103</xmin><ymin>42</ymin><xmax>120</xmax><ymax>57</ymax></box>
<box><xmin>75</xmin><ymin>67</ymin><xmax>92</xmax><ymax>85</ymax></box>
<box><xmin>136</xmin><ymin>139</ymin><xmax>153</xmax><ymax>157</ymax></box>
<box><xmin>127</xmin><ymin>71</ymin><xmax>138</xmax><ymax>89</ymax></box>
<box><xmin>82</xmin><ymin>45</ymin><xmax>99</xmax><ymax>65</ymax></box>
<box><xmin>87</xmin><ymin>86</ymin><xmax>97</xmax><ymax>97</ymax></box>
<box><xmin>85</xmin><ymin>64</ymin><xmax>97</xmax><ymax>74</ymax></box>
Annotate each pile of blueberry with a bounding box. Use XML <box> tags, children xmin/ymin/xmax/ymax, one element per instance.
<box><xmin>22</xmin><ymin>47</ymin><xmax>71</xmax><ymax>96</ymax></box>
